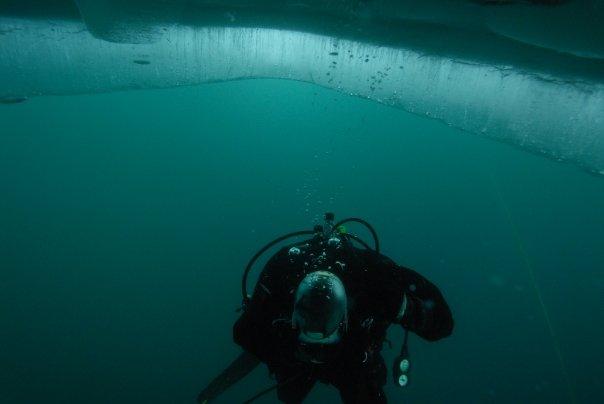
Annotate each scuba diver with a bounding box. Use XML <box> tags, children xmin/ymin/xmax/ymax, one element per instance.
<box><xmin>197</xmin><ymin>213</ymin><xmax>453</xmax><ymax>403</ymax></box>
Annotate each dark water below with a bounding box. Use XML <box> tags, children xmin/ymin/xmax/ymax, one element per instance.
<box><xmin>1</xmin><ymin>79</ymin><xmax>603</xmax><ymax>403</ymax></box>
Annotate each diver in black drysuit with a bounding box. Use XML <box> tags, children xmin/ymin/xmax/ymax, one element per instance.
<box><xmin>234</xmin><ymin>232</ymin><xmax>454</xmax><ymax>403</ymax></box>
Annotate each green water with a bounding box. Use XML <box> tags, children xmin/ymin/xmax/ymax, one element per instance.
<box><xmin>1</xmin><ymin>79</ymin><xmax>603</xmax><ymax>403</ymax></box>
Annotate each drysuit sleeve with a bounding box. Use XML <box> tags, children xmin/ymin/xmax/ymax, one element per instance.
<box><xmin>361</xmin><ymin>250</ymin><xmax>454</xmax><ymax>341</ymax></box>
<box><xmin>233</xmin><ymin>248</ymin><xmax>297</xmax><ymax>368</ymax></box>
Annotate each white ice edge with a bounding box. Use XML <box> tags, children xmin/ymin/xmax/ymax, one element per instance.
<box><xmin>1</xmin><ymin>18</ymin><xmax>602</xmax><ymax>174</ymax></box>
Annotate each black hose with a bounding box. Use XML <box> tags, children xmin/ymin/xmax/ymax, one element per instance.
<box><xmin>241</xmin><ymin>230</ymin><xmax>314</xmax><ymax>305</ymax></box>
<box><xmin>242</xmin><ymin>371</ymin><xmax>307</xmax><ymax>404</ymax></box>
<box><xmin>242</xmin><ymin>382</ymin><xmax>279</xmax><ymax>404</ymax></box>
<box><xmin>343</xmin><ymin>233</ymin><xmax>372</xmax><ymax>250</ymax></box>
<box><xmin>401</xmin><ymin>328</ymin><xmax>409</xmax><ymax>356</ymax></box>
<box><xmin>334</xmin><ymin>217</ymin><xmax>380</xmax><ymax>254</ymax></box>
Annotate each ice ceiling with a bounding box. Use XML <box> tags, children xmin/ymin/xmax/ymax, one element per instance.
<box><xmin>1</xmin><ymin>0</ymin><xmax>603</xmax><ymax>174</ymax></box>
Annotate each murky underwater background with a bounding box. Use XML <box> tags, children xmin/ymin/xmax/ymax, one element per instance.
<box><xmin>1</xmin><ymin>79</ymin><xmax>603</xmax><ymax>403</ymax></box>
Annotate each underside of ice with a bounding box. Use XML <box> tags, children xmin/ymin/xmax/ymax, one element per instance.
<box><xmin>1</xmin><ymin>0</ymin><xmax>603</xmax><ymax>175</ymax></box>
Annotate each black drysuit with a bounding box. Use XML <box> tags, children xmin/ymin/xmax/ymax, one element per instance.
<box><xmin>234</xmin><ymin>239</ymin><xmax>453</xmax><ymax>403</ymax></box>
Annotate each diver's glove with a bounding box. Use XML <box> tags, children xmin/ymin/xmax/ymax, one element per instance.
<box><xmin>396</xmin><ymin>293</ymin><xmax>426</xmax><ymax>331</ymax></box>
<box><xmin>395</xmin><ymin>293</ymin><xmax>408</xmax><ymax>324</ymax></box>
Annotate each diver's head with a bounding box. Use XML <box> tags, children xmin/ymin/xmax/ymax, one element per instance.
<box><xmin>292</xmin><ymin>271</ymin><xmax>347</xmax><ymax>346</ymax></box>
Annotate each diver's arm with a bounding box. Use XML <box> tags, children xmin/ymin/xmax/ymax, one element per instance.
<box><xmin>396</xmin><ymin>266</ymin><xmax>454</xmax><ymax>341</ymax></box>
<box><xmin>233</xmin><ymin>282</ymin><xmax>276</xmax><ymax>363</ymax></box>
<box><xmin>233</xmin><ymin>248</ymin><xmax>296</xmax><ymax>365</ymax></box>
<box><xmin>361</xmin><ymin>250</ymin><xmax>453</xmax><ymax>341</ymax></box>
